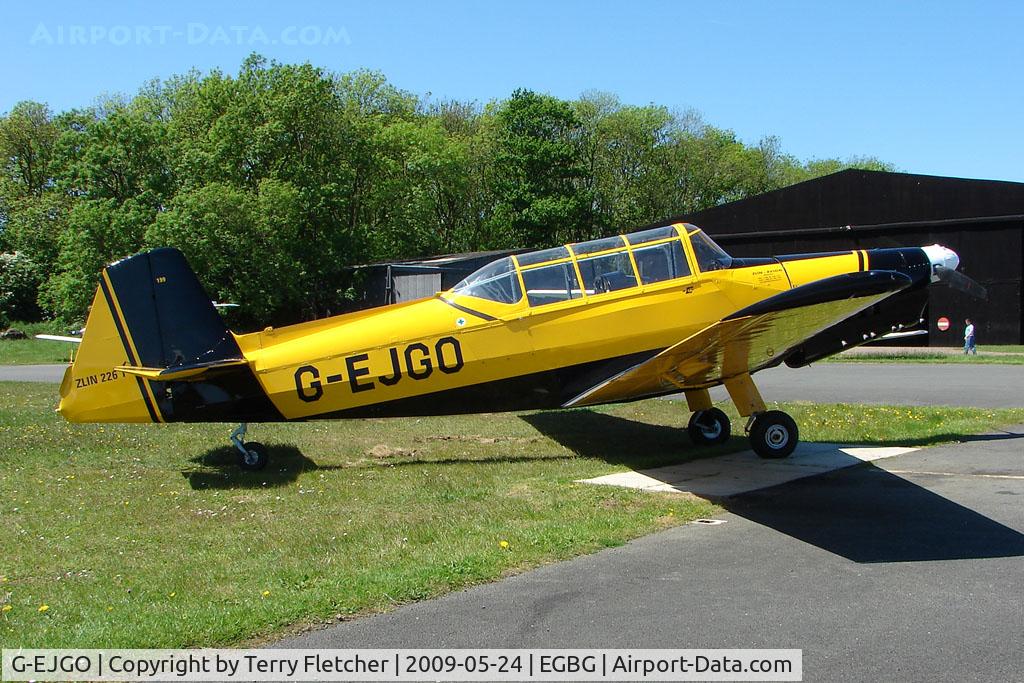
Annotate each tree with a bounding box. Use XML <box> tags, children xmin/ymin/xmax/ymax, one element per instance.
<box><xmin>489</xmin><ymin>89</ymin><xmax>592</xmax><ymax>248</ymax></box>
<box><xmin>575</xmin><ymin>92</ymin><xmax>684</xmax><ymax>233</ymax></box>
<box><xmin>146</xmin><ymin>180</ymin><xmax>306</xmax><ymax>325</ymax></box>
<box><xmin>0</xmin><ymin>102</ymin><xmax>70</xmax><ymax>318</ymax></box>
<box><xmin>802</xmin><ymin>155</ymin><xmax>896</xmax><ymax>179</ymax></box>
<box><xmin>2</xmin><ymin>56</ymin><xmax>894</xmax><ymax>326</ymax></box>
<box><xmin>0</xmin><ymin>251</ymin><xmax>43</xmax><ymax>324</ymax></box>
<box><xmin>369</xmin><ymin>118</ymin><xmax>476</xmax><ymax>258</ymax></box>
<box><xmin>0</xmin><ymin>101</ymin><xmax>58</xmax><ymax>197</ymax></box>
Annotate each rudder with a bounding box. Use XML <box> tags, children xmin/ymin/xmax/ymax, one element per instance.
<box><xmin>59</xmin><ymin>248</ymin><xmax>280</xmax><ymax>424</ymax></box>
<box><xmin>102</xmin><ymin>248</ymin><xmax>239</xmax><ymax>369</ymax></box>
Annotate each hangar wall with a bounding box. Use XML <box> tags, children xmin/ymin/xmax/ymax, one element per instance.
<box><xmin>678</xmin><ymin>170</ymin><xmax>1024</xmax><ymax>345</ymax></box>
<box><xmin>356</xmin><ymin>250</ymin><xmax>521</xmax><ymax>308</ymax></box>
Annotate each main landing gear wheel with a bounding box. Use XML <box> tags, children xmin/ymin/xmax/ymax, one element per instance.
<box><xmin>237</xmin><ymin>442</ymin><xmax>269</xmax><ymax>471</ymax></box>
<box><xmin>688</xmin><ymin>407</ymin><xmax>731</xmax><ymax>446</ymax></box>
<box><xmin>749</xmin><ymin>410</ymin><xmax>798</xmax><ymax>459</ymax></box>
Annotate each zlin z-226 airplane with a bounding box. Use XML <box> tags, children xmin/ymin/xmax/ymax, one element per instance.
<box><xmin>51</xmin><ymin>223</ymin><xmax>984</xmax><ymax>470</ymax></box>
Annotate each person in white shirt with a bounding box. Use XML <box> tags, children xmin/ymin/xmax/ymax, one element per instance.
<box><xmin>964</xmin><ymin>318</ymin><xmax>976</xmax><ymax>355</ymax></box>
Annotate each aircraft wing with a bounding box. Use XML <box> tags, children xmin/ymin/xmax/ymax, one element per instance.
<box><xmin>565</xmin><ymin>270</ymin><xmax>912</xmax><ymax>407</ymax></box>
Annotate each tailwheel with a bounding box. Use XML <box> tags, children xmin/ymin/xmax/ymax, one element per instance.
<box><xmin>749</xmin><ymin>410</ymin><xmax>799</xmax><ymax>459</ymax></box>
<box><xmin>688</xmin><ymin>407</ymin><xmax>731</xmax><ymax>446</ymax></box>
<box><xmin>237</xmin><ymin>442</ymin><xmax>269</xmax><ymax>471</ymax></box>
<box><xmin>230</xmin><ymin>423</ymin><xmax>270</xmax><ymax>471</ymax></box>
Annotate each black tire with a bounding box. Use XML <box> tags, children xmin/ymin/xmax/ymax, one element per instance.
<box><xmin>749</xmin><ymin>411</ymin><xmax>798</xmax><ymax>459</ymax></box>
<box><xmin>688</xmin><ymin>407</ymin><xmax>731</xmax><ymax>446</ymax></box>
<box><xmin>238</xmin><ymin>441</ymin><xmax>269</xmax><ymax>471</ymax></box>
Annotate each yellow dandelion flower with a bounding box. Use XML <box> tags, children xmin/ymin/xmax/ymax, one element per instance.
<box><xmin>106</xmin><ymin>606</ymin><xmax>113</xmax><ymax>612</ymax></box>
<box><xmin>261</xmin><ymin>590</ymin><xmax>270</xmax><ymax>599</ymax></box>
<box><xmin>499</xmin><ymin>540</ymin><xmax>510</xmax><ymax>550</ymax></box>
<box><xmin>168</xmin><ymin>592</ymin><xmax>176</xmax><ymax>598</ymax></box>
<box><xmin>38</xmin><ymin>604</ymin><xmax>49</xmax><ymax>613</ymax></box>
<box><xmin>2</xmin><ymin>605</ymin><xmax>11</xmax><ymax>613</ymax></box>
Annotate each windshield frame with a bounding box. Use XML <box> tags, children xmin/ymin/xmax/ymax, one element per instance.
<box><xmin>686</xmin><ymin>228</ymin><xmax>733</xmax><ymax>272</ymax></box>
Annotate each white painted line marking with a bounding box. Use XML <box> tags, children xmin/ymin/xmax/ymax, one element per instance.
<box><xmin>884</xmin><ymin>470</ymin><xmax>1024</xmax><ymax>480</ymax></box>
<box><xmin>579</xmin><ymin>443</ymin><xmax>920</xmax><ymax>497</ymax></box>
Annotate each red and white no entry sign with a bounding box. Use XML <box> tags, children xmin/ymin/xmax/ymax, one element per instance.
<box><xmin>937</xmin><ymin>316</ymin><xmax>950</xmax><ymax>331</ymax></box>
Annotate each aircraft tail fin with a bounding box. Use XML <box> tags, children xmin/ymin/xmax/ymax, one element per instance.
<box><xmin>59</xmin><ymin>248</ymin><xmax>244</xmax><ymax>423</ymax></box>
<box><xmin>101</xmin><ymin>248</ymin><xmax>240</xmax><ymax>369</ymax></box>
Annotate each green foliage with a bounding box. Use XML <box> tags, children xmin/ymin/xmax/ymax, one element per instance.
<box><xmin>0</xmin><ymin>55</ymin><xmax>895</xmax><ymax>325</ymax></box>
<box><xmin>147</xmin><ymin>180</ymin><xmax>307</xmax><ymax>323</ymax></box>
<box><xmin>490</xmin><ymin>89</ymin><xmax>592</xmax><ymax>247</ymax></box>
<box><xmin>39</xmin><ymin>198</ymin><xmax>152</xmax><ymax>324</ymax></box>
<box><xmin>0</xmin><ymin>101</ymin><xmax>58</xmax><ymax>198</ymax></box>
<box><xmin>0</xmin><ymin>252</ymin><xmax>43</xmax><ymax>323</ymax></box>
<box><xmin>0</xmin><ymin>192</ymin><xmax>68</xmax><ymax>275</ymax></box>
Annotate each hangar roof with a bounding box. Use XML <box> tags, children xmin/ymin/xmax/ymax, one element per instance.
<box><xmin>674</xmin><ymin>169</ymin><xmax>1024</xmax><ymax>234</ymax></box>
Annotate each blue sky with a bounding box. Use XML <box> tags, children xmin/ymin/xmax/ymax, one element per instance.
<box><xmin>2</xmin><ymin>0</ymin><xmax>1022</xmax><ymax>182</ymax></box>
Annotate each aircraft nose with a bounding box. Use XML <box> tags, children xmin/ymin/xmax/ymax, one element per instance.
<box><xmin>921</xmin><ymin>244</ymin><xmax>959</xmax><ymax>280</ymax></box>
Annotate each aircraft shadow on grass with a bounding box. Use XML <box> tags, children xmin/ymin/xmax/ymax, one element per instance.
<box><xmin>812</xmin><ymin>429</ymin><xmax>1024</xmax><ymax>449</ymax></box>
<box><xmin>520</xmin><ymin>410</ymin><xmax>730</xmax><ymax>470</ymax></box>
<box><xmin>525</xmin><ymin>409</ymin><xmax>1024</xmax><ymax>564</ymax></box>
<box><xmin>181</xmin><ymin>445</ymin><xmax>344</xmax><ymax>490</ymax></box>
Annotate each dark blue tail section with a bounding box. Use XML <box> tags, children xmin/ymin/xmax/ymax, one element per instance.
<box><xmin>105</xmin><ymin>248</ymin><xmax>240</xmax><ymax>368</ymax></box>
<box><xmin>104</xmin><ymin>248</ymin><xmax>283</xmax><ymax>422</ymax></box>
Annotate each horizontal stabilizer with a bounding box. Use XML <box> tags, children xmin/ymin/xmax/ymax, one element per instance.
<box><xmin>116</xmin><ymin>357</ymin><xmax>249</xmax><ymax>382</ymax></box>
<box><xmin>35</xmin><ymin>334</ymin><xmax>83</xmax><ymax>344</ymax></box>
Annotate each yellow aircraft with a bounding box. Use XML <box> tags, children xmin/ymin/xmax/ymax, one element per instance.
<box><xmin>54</xmin><ymin>223</ymin><xmax>981</xmax><ymax>469</ymax></box>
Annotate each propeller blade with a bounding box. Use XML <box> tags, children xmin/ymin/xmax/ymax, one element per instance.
<box><xmin>934</xmin><ymin>266</ymin><xmax>988</xmax><ymax>300</ymax></box>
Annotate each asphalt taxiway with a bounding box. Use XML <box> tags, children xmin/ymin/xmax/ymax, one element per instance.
<box><xmin>0</xmin><ymin>363</ymin><xmax>66</xmax><ymax>383</ymax></box>
<box><xmin>698</xmin><ymin>361</ymin><xmax>1024</xmax><ymax>409</ymax></box>
<box><xmin>5</xmin><ymin>361</ymin><xmax>1023</xmax><ymax>408</ymax></box>
<box><xmin>279</xmin><ymin>430</ymin><xmax>1024</xmax><ymax>681</ymax></box>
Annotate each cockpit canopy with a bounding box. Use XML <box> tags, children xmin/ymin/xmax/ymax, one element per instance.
<box><xmin>689</xmin><ymin>229</ymin><xmax>733</xmax><ymax>272</ymax></box>
<box><xmin>451</xmin><ymin>224</ymin><xmax>731</xmax><ymax>305</ymax></box>
<box><xmin>450</xmin><ymin>256</ymin><xmax>522</xmax><ymax>304</ymax></box>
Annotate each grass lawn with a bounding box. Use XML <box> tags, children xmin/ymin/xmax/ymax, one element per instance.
<box><xmin>977</xmin><ymin>345</ymin><xmax>1024</xmax><ymax>354</ymax></box>
<box><xmin>1</xmin><ymin>381</ymin><xmax>1022</xmax><ymax>649</ymax></box>
<box><xmin>825</xmin><ymin>345</ymin><xmax>1024</xmax><ymax>365</ymax></box>
<box><xmin>0</xmin><ymin>322</ymin><xmax>77</xmax><ymax>365</ymax></box>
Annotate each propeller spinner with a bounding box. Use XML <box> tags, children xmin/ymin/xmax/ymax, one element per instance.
<box><xmin>922</xmin><ymin>244</ymin><xmax>987</xmax><ymax>300</ymax></box>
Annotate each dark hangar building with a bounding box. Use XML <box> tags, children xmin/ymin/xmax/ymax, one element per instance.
<box><xmin>352</xmin><ymin>250</ymin><xmax>524</xmax><ymax>309</ymax></box>
<box><xmin>678</xmin><ymin>170</ymin><xmax>1024</xmax><ymax>345</ymax></box>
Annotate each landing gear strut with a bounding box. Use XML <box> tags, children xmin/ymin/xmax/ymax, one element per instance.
<box><xmin>230</xmin><ymin>423</ymin><xmax>269</xmax><ymax>471</ymax></box>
